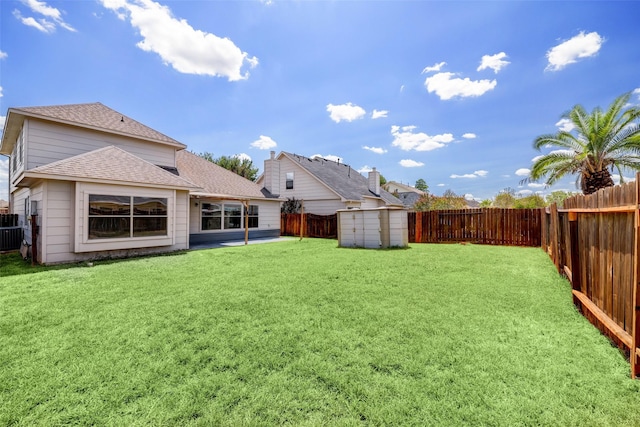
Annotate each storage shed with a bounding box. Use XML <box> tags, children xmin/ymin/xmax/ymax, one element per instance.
<box><xmin>337</xmin><ymin>207</ymin><xmax>408</xmax><ymax>249</ymax></box>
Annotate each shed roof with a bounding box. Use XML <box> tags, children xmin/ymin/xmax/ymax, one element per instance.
<box><xmin>280</xmin><ymin>152</ymin><xmax>401</xmax><ymax>205</ymax></box>
<box><xmin>176</xmin><ymin>150</ymin><xmax>278</xmax><ymax>200</ymax></box>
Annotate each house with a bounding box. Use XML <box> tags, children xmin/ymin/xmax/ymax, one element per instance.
<box><xmin>257</xmin><ymin>151</ymin><xmax>403</xmax><ymax>215</ymax></box>
<box><xmin>0</xmin><ymin>102</ymin><xmax>280</xmax><ymax>264</ymax></box>
<box><xmin>382</xmin><ymin>181</ymin><xmax>426</xmax><ymax>210</ymax></box>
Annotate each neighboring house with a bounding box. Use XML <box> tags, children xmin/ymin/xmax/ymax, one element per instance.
<box><xmin>383</xmin><ymin>181</ymin><xmax>426</xmax><ymax>210</ymax></box>
<box><xmin>257</xmin><ymin>151</ymin><xmax>403</xmax><ymax>215</ymax></box>
<box><xmin>0</xmin><ymin>199</ymin><xmax>8</xmax><ymax>214</ymax></box>
<box><xmin>0</xmin><ymin>102</ymin><xmax>280</xmax><ymax>264</ymax></box>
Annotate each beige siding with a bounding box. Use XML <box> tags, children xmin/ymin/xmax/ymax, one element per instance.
<box><xmin>25</xmin><ymin>119</ymin><xmax>177</xmax><ymax>169</ymax></box>
<box><xmin>301</xmin><ymin>199</ymin><xmax>349</xmax><ymax>216</ymax></box>
<box><xmin>174</xmin><ymin>191</ymin><xmax>190</xmax><ymax>249</ymax></box>
<box><xmin>41</xmin><ymin>181</ymin><xmax>75</xmax><ymax>264</ymax></box>
<box><xmin>278</xmin><ymin>156</ymin><xmax>340</xmax><ymax>202</ymax></box>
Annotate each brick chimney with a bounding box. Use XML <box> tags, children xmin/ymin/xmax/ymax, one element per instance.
<box><xmin>263</xmin><ymin>151</ymin><xmax>280</xmax><ymax>196</ymax></box>
<box><xmin>368</xmin><ymin>167</ymin><xmax>380</xmax><ymax>196</ymax></box>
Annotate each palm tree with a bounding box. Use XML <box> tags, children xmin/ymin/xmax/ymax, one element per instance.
<box><xmin>528</xmin><ymin>92</ymin><xmax>640</xmax><ymax>195</ymax></box>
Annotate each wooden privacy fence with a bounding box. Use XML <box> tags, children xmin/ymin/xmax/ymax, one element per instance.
<box><xmin>409</xmin><ymin>209</ymin><xmax>542</xmax><ymax>246</ymax></box>
<box><xmin>542</xmin><ymin>175</ymin><xmax>640</xmax><ymax>378</ymax></box>
<box><xmin>281</xmin><ymin>213</ymin><xmax>338</xmax><ymax>238</ymax></box>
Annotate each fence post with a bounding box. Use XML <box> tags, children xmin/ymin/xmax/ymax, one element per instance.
<box><xmin>568</xmin><ymin>211</ymin><xmax>581</xmax><ymax>296</ymax></box>
<box><xmin>632</xmin><ymin>176</ymin><xmax>640</xmax><ymax>378</ymax></box>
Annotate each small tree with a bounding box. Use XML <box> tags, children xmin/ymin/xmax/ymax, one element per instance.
<box><xmin>545</xmin><ymin>190</ymin><xmax>575</xmax><ymax>208</ymax></box>
<box><xmin>197</xmin><ymin>152</ymin><xmax>259</xmax><ymax>181</ymax></box>
<box><xmin>513</xmin><ymin>194</ymin><xmax>546</xmax><ymax>208</ymax></box>
<box><xmin>493</xmin><ymin>188</ymin><xmax>517</xmax><ymax>208</ymax></box>
<box><xmin>415</xmin><ymin>178</ymin><xmax>428</xmax><ymax>192</ymax></box>
<box><xmin>281</xmin><ymin>197</ymin><xmax>302</xmax><ymax>214</ymax></box>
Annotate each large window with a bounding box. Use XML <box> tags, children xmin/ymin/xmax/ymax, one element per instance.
<box><xmin>201</xmin><ymin>203</ymin><xmax>259</xmax><ymax>231</ymax></box>
<box><xmin>89</xmin><ymin>195</ymin><xmax>167</xmax><ymax>239</ymax></box>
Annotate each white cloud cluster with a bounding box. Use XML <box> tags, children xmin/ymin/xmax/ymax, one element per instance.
<box><xmin>546</xmin><ymin>31</ymin><xmax>604</xmax><ymax>72</ymax></box>
<box><xmin>450</xmin><ymin>170</ymin><xmax>488</xmax><ymax>179</ymax></box>
<box><xmin>357</xmin><ymin>165</ymin><xmax>372</xmax><ymax>174</ymax></box>
<box><xmin>311</xmin><ymin>154</ymin><xmax>343</xmax><ymax>163</ymax></box>
<box><xmin>363</xmin><ymin>146</ymin><xmax>387</xmax><ymax>154</ymax></box>
<box><xmin>424</xmin><ymin>72</ymin><xmax>496</xmax><ymax>101</ymax></box>
<box><xmin>234</xmin><ymin>153</ymin><xmax>251</xmax><ymax>161</ymax></box>
<box><xmin>251</xmin><ymin>135</ymin><xmax>277</xmax><ymax>150</ymax></box>
<box><xmin>477</xmin><ymin>52</ymin><xmax>510</xmax><ymax>73</ymax></box>
<box><xmin>371</xmin><ymin>109</ymin><xmax>388</xmax><ymax>119</ymax></box>
<box><xmin>326</xmin><ymin>103</ymin><xmax>366</xmax><ymax>123</ymax></box>
<box><xmin>515</xmin><ymin>168</ymin><xmax>530</xmax><ymax>176</ymax></box>
<box><xmin>555</xmin><ymin>118</ymin><xmax>575</xmax><ymax>132</ymax></box>
<box><xmin>391</xmin><ymin>125</ymin><xmax>454</xmax><ymax>151</ymax></box>
<box><xmin>422</xmin><ymin>62</ymin><xmax>446</xmax><ymax>74</ymax></box>
<box><xmin>462</xmin><ymin>133</ymin><xmax>476</xmax><ymax>139</ymax></box>
<box><xmin>399</xmin><ymin>159</ymin><xmax>424</xmax><ymax>168</ymax></box>
<box><xmin>13</xmin><ymin>0</ymin><xmax>76</xmax><ymax>33</ymax></box>
<box><xmin>100</xmin><ymin>0</ymin><xmax>258</xmax><ymax>80</ymax></box>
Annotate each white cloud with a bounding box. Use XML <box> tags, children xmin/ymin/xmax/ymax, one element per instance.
<box><xmin>0</xmin><ymin>87</ymin><xmax>3</xmax><ymax>98</ymax></box>
<box><xmin>515</xmin><ymin>168</ymin><xmax>530</xmax><ymax>176</ymax></box>
<box><xmin>14</xmin><ymin>0</ymin><xmax>76</xmax><ymax>33</ymax></box>
<box><xmin>311</xmin><ymin>154</ymin><xmax>343</xmax><ymax>163</ymax></box>
<box><xmin>100</xmin><ymin>0</ymin><xmax>258</xmax><ymax>80</ymax></box>
<box><xmin>634</xmin><ymin>88</ymin><xmax>640</xmax><ymax>98</ymax></box>
<box><xmin>422</xmin><ymin>61</ymin><xmax>446</xmax><ymax>74</ymax></box>
<box><xmin>517</xmin><ymin>189</ymin><xmax>533</xmax><ymax>196</ymax></box>
<box><xmin>528</xmin><ymin>183</ymin><xmax>546</xmax><ymax>189</ymax></box>
<box><xmin>357</xmin><ymin>165</ymin><xmax>372</xmax><ymax>174</ymax></box>
<box><xmin>326</xmin><ymin>102</ymin><xmax>366</xmax><ymax>123</ymax></box>
<box><xmin>556</xmin><ymin>118</ymin><xmax>575</xmax><ymax>132</ymax></box>
<box><xmin>425</xmin><ymin>72</ymin><xmax>497</xmax><ymax>100</ymax></box>
<box><xmin>477</xmin><ymin>52</ymin><xmax>510</xmax><ymax>73</ymax></box>
<box><xmin>399</xmin><ymin>159</ymin><xmax>424</xmax><ymax>168</ymax></box>
<box><xmin>234</xmin><ymin>153</ymin><xmax>251</xmax><ymax>161</ymax></box>
<box><xmin>0</xmin><ymin>51</ymin><xmax>7</xmax><ymax>60</ymax></box>
<box><xmin>462</xmin><ymin>133</ymin><xmax>476</xmax><ymax>139</ymax></box>
<box><xmin>437</xmin><ymin>183</ymin><xmax>445</xmax><ymax>187</ymax></box>
<box><xmin>450</xmin><ymin>170</ymin><xmax>488</xmax><ymax>179</ymax></box>
<box><xmin>371</xmin><ymin>109</ymin><xmax>388</xmax><ymax>119</ymax></box>
<box><xmin>391</xmin><ymin>125</ymin><xmax>454</xmax><ymax>151</ymax></box>
<box><xmin>363</xmin><ymin>146</ymin><xmax>387</xmax><ymax>154</ymax></box>
<box><xmin>464</xmin><ymin>194</ymin><xmax>475</xmax><ymax>201</ymax></box>
<box><xmin>250</xmin><ymin>135</ymin><xmax>277</xmax><ymax>150</ymax></box>
<box><xmin>546</xmin><ymin>31</ymin><xmax>604</xmax><ymax>71</ymax></box>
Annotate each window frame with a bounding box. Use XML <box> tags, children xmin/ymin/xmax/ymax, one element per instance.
<box><xmin>88</xmin><ymin>194</ymin><xmax>169</xmax><ymax>240</ymax></box>
<box><xmin>200</xmin><ymin>202</ymin><xmax>260</xmax><ymax>232</ymax></box>
<box><xmin>285</xmin><ymin>172</ymin><xmax>294</xmax><ymax>190</ymax></box>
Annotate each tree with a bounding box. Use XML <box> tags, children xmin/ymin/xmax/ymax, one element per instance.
<box><xmin>413</xmin><ymin>190</ymin><xmax>466</xmax><ymax>211</ymax></box>
<box><xmin>513</xmin><ymin>194</ymin><xmax>546</xmax><ymax>209</ymax></box>
<box><xmin>379</xmin><ymin>174</ymin><xmax>387</xmax><ymax>186</ymax></box>
<box><xmin>415</xmin><ymin>178</ymin><xmax>428</xmax><ymax>192</ymax></box>
<box><xmin>545</xmin><ymin>190</ymin><xmax>575</xmax><ymax>207</ymax></box>
<box><xmin>281</xmin><ymin>197</ymin><xmax>302</xmax><ymax>214</ymax></box>
<box><xmin>527</xmin><ymin>92</ymin><xmax>640</xmax><ymax>195</ymax></box>
<box><xmin>197</xmin><ymin>152</ymin><xmax>259</xmax><ymax>181</ymax></box>
<box><xmin>493</xmin><ymin>188</ymin><xmax>516</xmax><ymax>208</ymax></box>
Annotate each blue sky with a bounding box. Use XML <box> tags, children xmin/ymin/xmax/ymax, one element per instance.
<box><xmin>1</xmin><ymin>0</ymin><xmax>639</xmax><ymax>202</ymax></box>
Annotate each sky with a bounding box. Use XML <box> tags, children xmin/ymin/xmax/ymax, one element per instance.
<box><xmin>1</xmin><ymin>0</ymin><xmax>639</xmax><ymax>203</ymax></box>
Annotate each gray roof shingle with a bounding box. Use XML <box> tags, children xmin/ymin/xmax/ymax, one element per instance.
<box><xmin>281</xmin><ymin>152</ymin><xmax>402</xmax><ymax>205</ymax></box>
<box><xmin>8</xmin><ymin>102</ymin><xmax>185</xmax><ymax>148</ymax></box>
<box><xmin>25</xmin><ymin>145</ymin><xmax>199</xmax><ymax>189</ymax></box>
<box><xmin>177</xmin><ymin>150</ymin><xmax>278</xmax><ymax>200</ymax></box>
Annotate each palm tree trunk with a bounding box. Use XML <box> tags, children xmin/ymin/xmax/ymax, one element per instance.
<box><xmin>582</xmin><ymin>169</ymin><xmax>615</xmax><ymax>195</ymax></box>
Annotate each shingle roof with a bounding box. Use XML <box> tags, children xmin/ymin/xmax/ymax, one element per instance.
<box><xmin>8</xmin><ymin>102</ymin><xmax>185</xmax><ymax>148</ymax></box>
<box><xmin>25</xmin><ymin>146</ymin><xmax>199</xmax><ymax>189</ymax></box>
<box><xmin>281</xmin><ymin>152</ymin><xmax>402</xmax><ymax>205</ymax></box>
<box><xmin>176</xmin><ymin>150</ymin><xmax>278</xmax><ymax>200</ymax></box>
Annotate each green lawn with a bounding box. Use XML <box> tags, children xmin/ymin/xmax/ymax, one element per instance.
<box><xmin>1</xmin><ymin>239</ymin><xmax>639</xmax><ymax>426</ymax></box>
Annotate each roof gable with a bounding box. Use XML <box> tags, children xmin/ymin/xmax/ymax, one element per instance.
<box><xmin>24</xmin><ymin>146</ymin><xmax>199</xmax><ymax>190</ymax></box>
<box><xmin>1</xmin><ymin>102</ymin><xmax>185</xmax><ymax>154</ymax></box>
<box><xmin>280</xmin><ymin>152</ymin><xmax>401</xmax><ymax>205</ymax></box>
<box><xmin>176</xmin><ymin>150</ymin><xmax>277</xmax><ymax>199</ymax></box>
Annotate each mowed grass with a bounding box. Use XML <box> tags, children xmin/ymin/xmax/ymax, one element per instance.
<box><xmin>1</xmin><ymin>239</ymin><xmax>640</xmax><ymax>426</ymax></box>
